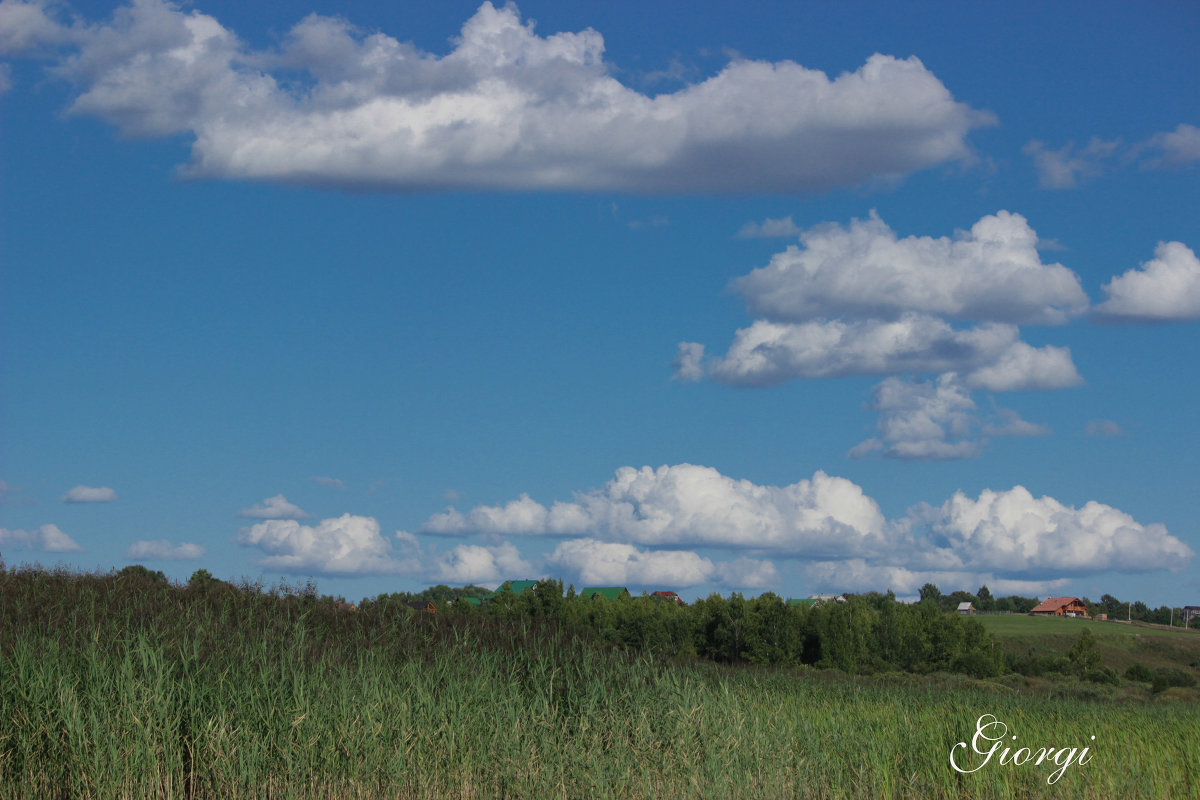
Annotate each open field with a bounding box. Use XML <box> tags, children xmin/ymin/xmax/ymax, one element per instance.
<box><xmin>976</xmin><ymin>614</ymin><xmax>1200</xmax><ymax>677</ymax></box>
<box><xmin>2</xmin><ymin>569</ymin><xmax>1198</xmax><ymax>799</ymax></box>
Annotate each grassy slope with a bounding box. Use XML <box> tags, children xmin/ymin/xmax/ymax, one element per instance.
<box><xmin>976</xmin><ymin>615</ymin><xmax>1200</xmax><ymax>675</ymax></box>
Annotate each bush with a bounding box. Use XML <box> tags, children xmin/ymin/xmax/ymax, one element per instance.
<box><xmin>1151</xmin><ymin>667</ymin><xmax>1197</xmax><ymax>693</ymax></box>
<box><xmin>1083</xmin><ymin>667</ymin><xmax>1120</xmax><ymax>686</ymax></box>
<box><xmin>952</xmin><ymin>650</ymin><xmax>1001</xmax><ymax>679</ymax></box>
<box><xmin>1125</xmin><ymin>663</ymin><xmax>1153</xmax><ymax>683</ymax></box>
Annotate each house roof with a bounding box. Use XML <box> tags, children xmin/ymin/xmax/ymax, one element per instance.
<box><xmin>957</xmin><ymin>602</ymin><xmax>975</xmax><ymax>611</ymax></box>
<box><xmin>1030</xmin><ymin>596</ymin><xmax>1084</xmax><ymax>613</ymax></box>
<box><xmin>580</xmin><ymin>586</ymin><xmax>629</xmax><ymax>600</ymax></box>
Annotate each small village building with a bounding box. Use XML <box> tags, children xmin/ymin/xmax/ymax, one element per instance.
<box><xmin>580</xmin><ymin>587</ymin><xmax>630</xmax><ymax>601</ymax></box>
<box><xmin>957</xmin><ymin>602</ymin><xmax>976</xmax><ymax>615</ymax></box>
<box><xmin>1029</xmin><ymin>597</ymin><xmax>1089</xmax><ymax>617</ymax></box>
<box><xmin>651</xmin><ymin>590</ymin><xmax>684</xmax><ymax>605</ymax></box>
<box><xmin>1183</xmin><ymin>606</ymin><xmax>1200</xmax><ymax>626</ymax></box>
<box><xmin>407</xmin><ymin>600</ymin><xmax>437</xmax><ymax>614</ymax></box>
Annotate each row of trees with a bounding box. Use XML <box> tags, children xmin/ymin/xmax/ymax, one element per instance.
<box><xmin>915</xmin><ymin>583</ymin><xmax>1198</xmax><ymax>627</ymax></box>
<box><xmin>367</xmin><ymin>580</ymin><xmax>1008</xmax><ymax>678</ymax></box>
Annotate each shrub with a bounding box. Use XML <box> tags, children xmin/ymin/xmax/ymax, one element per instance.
<box><xmin>1125</xmin><ymin>663</ymin><xmax>1153</xmax><ymax>683</ymax></box>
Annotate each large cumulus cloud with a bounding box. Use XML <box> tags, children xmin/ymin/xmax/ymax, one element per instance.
<box><xmin>733</xmin><ymin>211</ymin><xmax>1088</xmax><ymax>325</ymax></box>
<box><xmin>422</xmin><ymin>463</ymin><xmax>887</xmax><ymax>556</ymax></box>
<box><xmin>1093</xmin><ymin>241</ymin><xmax>1200</xmax><ymax>322</ymax></box>
<box><xmin>236</xmin><ymin>514</ymin><xmax>419</xmax><ymax>575</ymax></box>
<box><xmin>5</xmin><ymin>0</ymin><xmax>987</xmax><ymax>192</ymax></box>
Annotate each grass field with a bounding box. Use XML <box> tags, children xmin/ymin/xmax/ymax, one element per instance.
<box><xmin>2</xmin><ymin>569</ymin><xmax>1198</xmax><ymax>799</ymax></box>
<box><xmin>976</xmin><ymin>614</ymin><xmax>1200</xmax><ymax>677</ymax></box>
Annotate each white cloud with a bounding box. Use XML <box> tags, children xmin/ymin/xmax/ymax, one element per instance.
<box><xmin>672</xmin><ymin>341</ymin><xmax>705</xmax><ymax>382</ymax></box>
<box><xmin>736</xmin><ymin>216</ymin><xmax>802</xmax><ymax>239</ymax></box>
<box><xmin>1085</xmin><ymin>419</ymin><xmax>1123</xmax><ymax>437</ymax></box>
<box><xmin>851</xmin><ymin>374</ymin><xmax>981</xmax><ymax>461</ymax></box>
<box><xmin>125</xmin><ymin>539</ymin><xmax>205</xmax><ymax>560</ymax></box>
<box><xmin>802</xmin><ymin>559</ymin><xmax>1072</xmax><ymax>598</ymax></box>
<box><xmin>802</xmin><ymin>486</ymin><xmax>1191</xmax><ymax>593</ymax></box>
<box><xmin>1022</xmin><ymin>137</ymin><xmax>1120</xmax><ymax>189</ymax></box>
<box><xmin>311</xmin><ymin>476</ymin><xmax>345</xmax><ymax>490</ymax></box>
<box><xmin>1143</xmin><ymin>123</ymin><xmax>1200</xmax><ymax>168</ymax></box>
<box><xmin>435</xmin><ymin>541</ymin><xmax>534</xmax><ymax>585</ymax></box>
<box><xmin>733</xmin><ymin>211</ymin><xmax>1088</xmax><ymax>325</ymax></box>
<box><xmin>1094</xmin><ymin>241</ymin><xmax>1200</xmax><ymax>322</ymax></box>
<box><xmin>0</xmin><ymin>523</ymin><xmax>83</xmax><ymax>552</ymax></box>
<box><xmin>548</xmin><ymin>539</ymin><xmax>710</xmax><ymax>587</ymax></box>
<box><xmin>415</xmin><ymin>466</ymin><xmax>1190</xmax><ymax>591</ymax></box>
<box><xmin>236</xmin><ymin>514</ymin><xmax>418</xmax><ymax>575</ymax></box>
<box><xmin>851</xmin><ymin>376</ymin><xmax>1051</xmax><ymax>462</ymax></box>
<box><xmin>906</xmin><ymin>486</ymin><xmax>1193</xmax><ymax>576</ymax></box>
<box><xmin>703</xmin><ymin>314</ymin><xmax>1081</xmax><ymax>390</ymax></box>
<box><xmin>422</xmin><ymin>464</ymin><xmax>887</xmax><ymax>556</ymax></box>
<box><xmin>546</xmin><ymin>538</ymin><xmax>778</xmax><ymax>590</ymax></box>
<box><xmin>61</xmin><ymin>485</ymin><xmax>118</xmax><ymax>503</ymax></box>
<box><xmin>238</xmin><ymin>494</ymin><xmax>310</xmax><ymax>519</ymax></box>
<box><xmin>0</xmin><ymin>0</ymin><xmax>71</xmax><ymax>56</ymax></box>
<box><xmin>24</xmin><ymin>1</ymin><xmax>986</xmax><ymax>192</ymax></box>
<box><xmin>715</xmin><ymin>557</ymin><xmax>780</xmax><ymax>590</ymax></box>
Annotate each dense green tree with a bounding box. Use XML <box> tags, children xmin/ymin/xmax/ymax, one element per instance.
<box><xmin>918</xmin><ymin>583</ymin><xmax>942</xmax><ymax>605</ymax></box>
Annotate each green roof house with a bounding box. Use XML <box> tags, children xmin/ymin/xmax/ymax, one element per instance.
<box><xmin>580</xmin><ymin>587</ymin><xmax>630</xmax><ymax>601</ymax></box>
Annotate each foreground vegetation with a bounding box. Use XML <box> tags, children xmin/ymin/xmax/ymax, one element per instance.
<box><xmin>1</xmin><ymin>566</ymin><xmax>1197</xmax><ymax>799</ymax></box>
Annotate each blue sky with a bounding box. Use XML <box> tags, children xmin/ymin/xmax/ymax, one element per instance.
<box><xmin>2</xmin><ymin>0</ymin><xmax>1198</xmax><ymax>605</ymax></box>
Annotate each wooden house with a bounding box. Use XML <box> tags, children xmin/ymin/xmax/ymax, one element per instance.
<box><xmin>1029</xmin><ymin>597</ymin><xmax>1089</xmax><ymax>617</ymax></box>
<box><xmin>957</xmin><ymin>602</ymin><xmax>976</xmax><ymax>615</ymax></box>
<box><xmin>407</xmin><ymin>600</ymin><xmax>437</xmax><ymax>614</ymax></box>
<box><xmin>651</xmin><ymin>590</ymin><xmax>684</xmax><ymax>605</ymax></box>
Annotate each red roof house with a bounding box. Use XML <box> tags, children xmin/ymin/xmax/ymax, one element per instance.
<box><xmin>1030</xmin><ymin>597</ymin><xmax>1089</xmax><ymax>617</ymax></box>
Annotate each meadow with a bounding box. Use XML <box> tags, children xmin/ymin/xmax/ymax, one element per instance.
<box><xmin>1</xmin><ymin>566</ymin><xmax>1197</xmax><ymax>799</ymax></box>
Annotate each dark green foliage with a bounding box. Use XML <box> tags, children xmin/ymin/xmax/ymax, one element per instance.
<box><xmin>917</xmin><ymin>583</ymin><xmax>941</xmax><ymax>604</ymax></box>
<box><xmin>975</xmin><ymin>585</ymin><xmax>995</xmax><ymax>612</ymax></box>
<box><xmin>1125</xmin><ymin>663</ymin><xmax>1154</xmax><ymax>683</ymax></box>
<box><xmin>1149</xmin><ymin>667</ymin><xmax>1196</xmax><ymax>693</ymax></box>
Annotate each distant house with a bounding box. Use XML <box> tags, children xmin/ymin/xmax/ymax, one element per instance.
<box><xmin>459</xmin><ymin>596</ymin><xmax>485</xmax><ymax>607</ymax></box>
<box><xmin>787</xmin><ymin>598</ymin><xmax>819</xmax><ymax>608</ymax></box>
<box><xmin>407</xmin><ymin>600</ymin><xmax>437</xmax><ymax>614</ymax></box>
<box><xmin>651</xmin><ymin>590</ymin><xmax>684</xmax><ymax>605</ymax></box>
<box><xmin>1183</xmin><ymin>606</ymin><xmax>1200</xmax><ymax>626</ymax></box>
<box><xmin>580</xmin><ymin>587</ymin><xmax>630</xmax><ymax>601</ymax></box>
<box><xmin>957</xmin><ymin>602</ymin><xmax>976</xmax><ymax>615</ymax></box>
<box><xmin>1030</xmin><ymin>597</ymin><xmax>1089</xmax><ymax>617</ymax></box>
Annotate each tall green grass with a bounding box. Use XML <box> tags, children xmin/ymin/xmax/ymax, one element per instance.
<box><xmin>1</xmin><ymin>566</ymin><xmax>1196</xmax><ymax>798</ymax></box>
